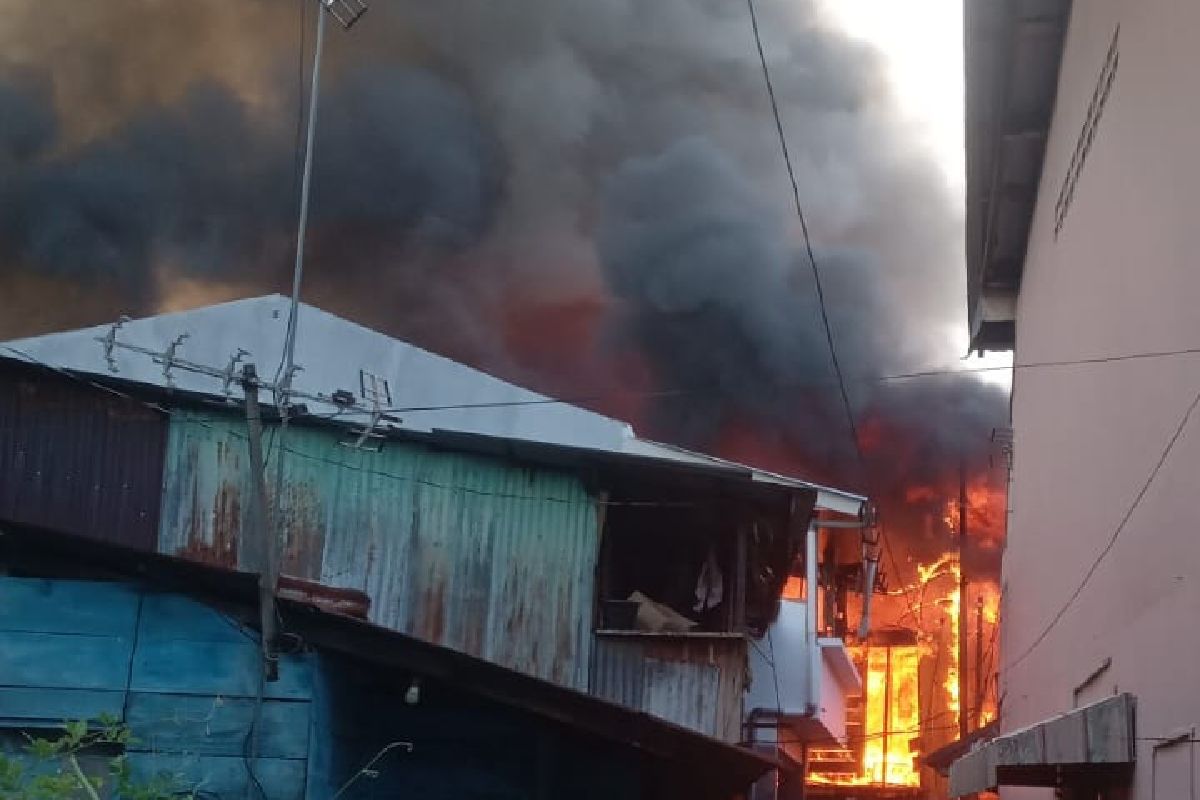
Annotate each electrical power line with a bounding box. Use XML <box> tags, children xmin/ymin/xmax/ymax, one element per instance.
<box><xmin>326</xmin><ymin>344</ymin><xmax>1200</xmax><ymax>415</ymax></box>
<box><xmin>13</xmin><ymin>337</ymin><xmax>1200</xmax><ymax>675</ymax></box>
<box><xmin>0</xmin><ymin>345</ymin><xmax>700</xmax><ymax>510</ymax></box>
<box><xmin>7</xmin><ymin>337</ymin><xmax>1200</xmax><ymax>422</ymax></box>
<box><xmin>744</xmin><ymin>0</ymin><xmax>924</xmax><ymax>628</ymax></box>
<box><xmin>744</xmin><ymin>0</ymin><xmax>862</xmax><ymax>473</ymax></box>
<box><xmin>1003</xmin><ymin>380</ymin><xmax>1200</xmax><ymax>673</ymax></box>
<box><xmin>22</xmin><ymin>325</ymin><xmax>1200</xmax><ymax>422</ymax></box>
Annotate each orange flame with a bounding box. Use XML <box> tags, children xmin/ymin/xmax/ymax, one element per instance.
<box><xmin>807</xmin><ymin>550</ymin><xmax>1001</xmax><ymax>789</ymax></box>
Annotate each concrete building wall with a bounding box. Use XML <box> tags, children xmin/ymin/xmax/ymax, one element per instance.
<box><xmin>1004</xmin><ymin>0</ymin><xmax>1200</xmax><ymax>796</ymax></box>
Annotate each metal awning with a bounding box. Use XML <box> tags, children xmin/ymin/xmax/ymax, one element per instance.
<box><xmin>949</xmin><ymin>694</ymin><xmax>1136</xmax><ymax>797</ymax></box>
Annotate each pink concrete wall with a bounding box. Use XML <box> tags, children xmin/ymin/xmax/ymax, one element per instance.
<box><xmin>1003</xmin><ymin>0</ymin><xmax>1200</xmax><ymax>797</ymax></box>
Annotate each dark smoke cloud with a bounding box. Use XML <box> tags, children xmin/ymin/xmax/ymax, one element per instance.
<box><xmin>0</xmin><ymin>60</ymin><xmax>501</xmax><ymax>331</ymax></box>
<box><xmin>598</xmin><ymin>137</ymin><xmax>840</xmax><ymax>446</ymax></box>
<box><xmin>2</xmin><ymin>82</ymin><xmax>285</xmax><ymax>299</ymax></box>
<box><xmin>0</xmin><ymin>0</ymin><xmax>1007</xmax><ymax>514</ymax></box>
<box><xmin>0</xmin><ymin>78</ymin><xmax>56</xmax><ymax>162</ymax></box>
<box><xmin>595</xmin><ymin>136</ymin><xmax>1007</xmax><ymax>483</ymax></box>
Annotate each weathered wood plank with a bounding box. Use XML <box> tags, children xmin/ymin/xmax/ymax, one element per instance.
<box><xmin>129</xmin><ymin>753</ymin><xmax>306</xmax><ymax>800</ymax></box>
<box><xmin>130</xmin><ymin>641</ymin><xmax>312</xmax><ymax>700</ymax></box>
<box><xmin>126</xmin><ymin>693</ymin><xmax>310</xmax><ymax>759</ymax></box>
<box><xmin>0</xmin><ymin>579</ymin><xmax>139</xmax><ymax>636</ymax></box>
<box><xmin>0</xmin><ymin>631</ymin><xmax>133</xmax><ymax>690</ymax></box>
<box><xmin>0</xmin><ymin>688</ymin><xmax>126</xmax><ymax>726</ymax></box>
<box><xmin>137</xmin><ymin>593</ymin><xmax>252</xmax><ymax>643</ymax></box>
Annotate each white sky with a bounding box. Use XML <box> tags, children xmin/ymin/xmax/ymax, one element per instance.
<box><xmin>820</xmin><ymin>0</ymin><xmax>1014</xmax><ymax>389</ymax></box>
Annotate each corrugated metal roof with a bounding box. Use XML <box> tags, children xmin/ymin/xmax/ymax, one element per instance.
<box><xmin>160</xmin><ymin>410</ymin><xmax>598</xmax><ymax>689</ymax></box>
<box><xmin>590</xmin><ymin>633</ymin><xmax>747</xmax><ymax>743</ymax></box>
<box><xmin>0</xmin><ymin>360</ymin><xmax>167</xmax><ymax>549</ymax></box>
<box><xmin>1</xmin><ymin>295</ymin><xmax>864</xmax><ymax>515</ymax></box>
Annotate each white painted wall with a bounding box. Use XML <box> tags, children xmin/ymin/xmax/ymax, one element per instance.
<box><xmin>747</xmin><ymin>599</ymin><xmax>813</xmax><ymax>716</ymax></box>
<box><xmin>1003</xmin><ymin>1</ymin><xmax>1200</xmax><ymax>797</ymax></box>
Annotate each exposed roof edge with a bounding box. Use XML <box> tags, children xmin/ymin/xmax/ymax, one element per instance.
<box><xmin>965</xmin><ymin>0</ymin><xmax>1073</xmax><ymax>351</ymax></box>
<box><xmin>948</xmin><ymin>694</ymin><xmax>1135</xmax><ymax>796</ymax></box>
<box><xmin>624</xmin><ymin>438</ymin><xmax>866</xmax><ymax>516</ymax></box>
<box><xmin>923</xmin><ymin>719</ymin><xmax>1000</xmax><ymax>774</ymax></box>
<box><xmin>0</xmin><ymin>296</ymin><xmax>865</xmax><ymax>516</ymax></box>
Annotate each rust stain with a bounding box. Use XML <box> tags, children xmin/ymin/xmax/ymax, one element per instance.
<box><xmin>419</xmin><ymin>577</ymin><xmax>446</xmax><ymax>644</ymax></box>
<box><xmin>182</xmin><ymin>481</ymin><xmax>239</xmax><ymax>567</ymax></box>
<box><xmin>280</xmin><ymin>481</ymin><xmax>325</xmax><ymax>581</ymax></box>
<box><xmin>554</xmin><ymin>583</ymin><xmax>574</xmax><ymax>684</ymax></box>
<box><xmin>278</xmin><ymin>575</ymin><xmax>370</xmax><ymax>618</ymax></box>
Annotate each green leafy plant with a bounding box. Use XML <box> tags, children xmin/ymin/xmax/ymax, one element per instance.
<box><xmin>0</xmin><ymin>715</ymin><xmax>180</xmax><ymax>800</ymax></box>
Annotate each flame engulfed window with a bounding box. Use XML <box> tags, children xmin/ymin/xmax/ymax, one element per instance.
<box><xmin>807</xmin><ymin>550</ymin><xmax>1001</xmax><ymax>793</ymax></box>
<box><xmin>860</xmin><ymin>645</ymin><xmax>922</xmax><ymax>786</ymax></box>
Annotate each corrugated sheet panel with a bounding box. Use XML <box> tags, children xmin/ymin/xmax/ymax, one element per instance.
<box><xmin>159</xmin><ymin>411</ymin><xmax>599</xmax><ymax>690</ymax></box>
<box><xmin>0</xmin><ymin>365</ymin><xmax>167</xmax><ymax>549</ymax></box>
<box><xmin>590</xmin><ymin>634</ymin><xmax>748</xmax><ymax>742</ymax></box>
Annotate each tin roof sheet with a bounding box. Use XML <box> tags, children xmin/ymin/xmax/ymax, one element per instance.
<box><xmin>1</xmin><ymin>295</ymin><xmax>864</xmax><ymax>515</ymax></box>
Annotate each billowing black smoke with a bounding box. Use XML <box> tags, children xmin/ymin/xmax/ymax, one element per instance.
<box><xmin>0</xmin><ymin>0</ymin><xmax>1007</xmax><ymax>497</ymax></box>
<box><xmin>0</xmin><ymin>60</ymin><xmax>501</xmax><ymax>339</ymax></box>
<box><xmin>596</xmin><ymin>135</ymin><xmax>1008</xmax><ymax>484</ymax></box>
<box><xmin>598</xmin><ymin>137</ymin><xmax>843</xmax><ymax>454</ymax></box>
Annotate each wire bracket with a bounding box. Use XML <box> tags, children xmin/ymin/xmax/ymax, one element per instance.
<box><xmin>96</xmin><ymin>316</ymin><xmax>132</xmax><ymax>373</ymax></box>
<box><xmin>157</xmin><ymin>333</ymin><xmax>191</xmax><ymax>388</ymax></box>
<box><xmin>222</xmin><ymin>349</ymin><xmax>251</xmax><ymax>396</ymax></box>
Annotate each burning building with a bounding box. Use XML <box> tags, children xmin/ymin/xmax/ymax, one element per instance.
<box><xmin>0</xmin><ymin>2</ymin><xmax>1013</xmax><ymax>796</ymax></box>
<box><xmin>792</xmin><ymin>482</ymin><xmax>1004</xmax><ymax>800</ymax></box>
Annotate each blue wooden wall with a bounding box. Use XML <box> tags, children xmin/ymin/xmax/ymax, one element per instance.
<box><xmin>0</xmin><ymin>578</ymin><xmax>645</xmax><ymax>800</ymax></box>
<box><xmin>0</xmin><ymin>578</ymin><xmax>312</xmax><ymax>799</ymax></box>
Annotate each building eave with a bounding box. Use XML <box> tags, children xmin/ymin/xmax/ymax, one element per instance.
<box><xmin>965</xmin><ymin>0</ymin><xmax>1072</xmax><ymax>351</ymax></box>
<box><xmin>0</xmin><ymin>295</ymin><xmax>864</xmax><ymax>516</ymax></box>
<box><xmin>948</xmin><ymin>694</ymin><xmax>1135</xmax><ymax>797</ymax></box>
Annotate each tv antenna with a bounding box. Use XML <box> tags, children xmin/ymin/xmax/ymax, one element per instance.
<box><xmin>341</xmin><ymin>369</ymin><xmax>392</xmax><ymax>451</ymax></box>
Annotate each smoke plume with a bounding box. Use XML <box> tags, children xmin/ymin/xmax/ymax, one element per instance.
<box><xmin>0</xmin><ymin>0</ymin><xmax>1008</xmax><ymax>569</ymax></box>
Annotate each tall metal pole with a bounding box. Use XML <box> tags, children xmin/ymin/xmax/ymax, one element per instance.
<box><xmin>958</xmin><ymin>459</ymin><xmax>970</xmax><ymax>740</ymax></box>
<box><xmin>281</xmin><ymin>2</ymin><xmax>326</xmax><ymax>394</ymax></box>
<box><xmin>271</xmin><ymin>4</ymin><xmax>327</xmax><ymax>638</ymax></box>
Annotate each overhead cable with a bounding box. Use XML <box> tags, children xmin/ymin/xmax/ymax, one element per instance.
<box><xmin>1003</xmin><ymin>380</ymin><xmax>1200</xmax><ymax>672</ymax></box>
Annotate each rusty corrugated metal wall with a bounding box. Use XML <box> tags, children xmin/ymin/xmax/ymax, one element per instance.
<box><xmin>159</xmin><ymin>411</ymin><xmax>599</xmax><ymax>690</ymax></box>
<box><xmin>0</xmin><ymin>364</ymin><xmax>167</xmax><ymax>549</ymax></box>
<box><xmin>590</xmin><ymin>634</ymin><xmax>748</xmax><ymax>743</ymax></box>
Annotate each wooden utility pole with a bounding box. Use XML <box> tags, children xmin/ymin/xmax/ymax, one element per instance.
<box><xmin>958</xmin><ymin>460</ymin><xmax>969</xmax><ymax>740</ymax></box>
<box><xmin>242</xmin><ymin>364</ymin><xmax>278</xmax><ymax>681</ymax></box>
